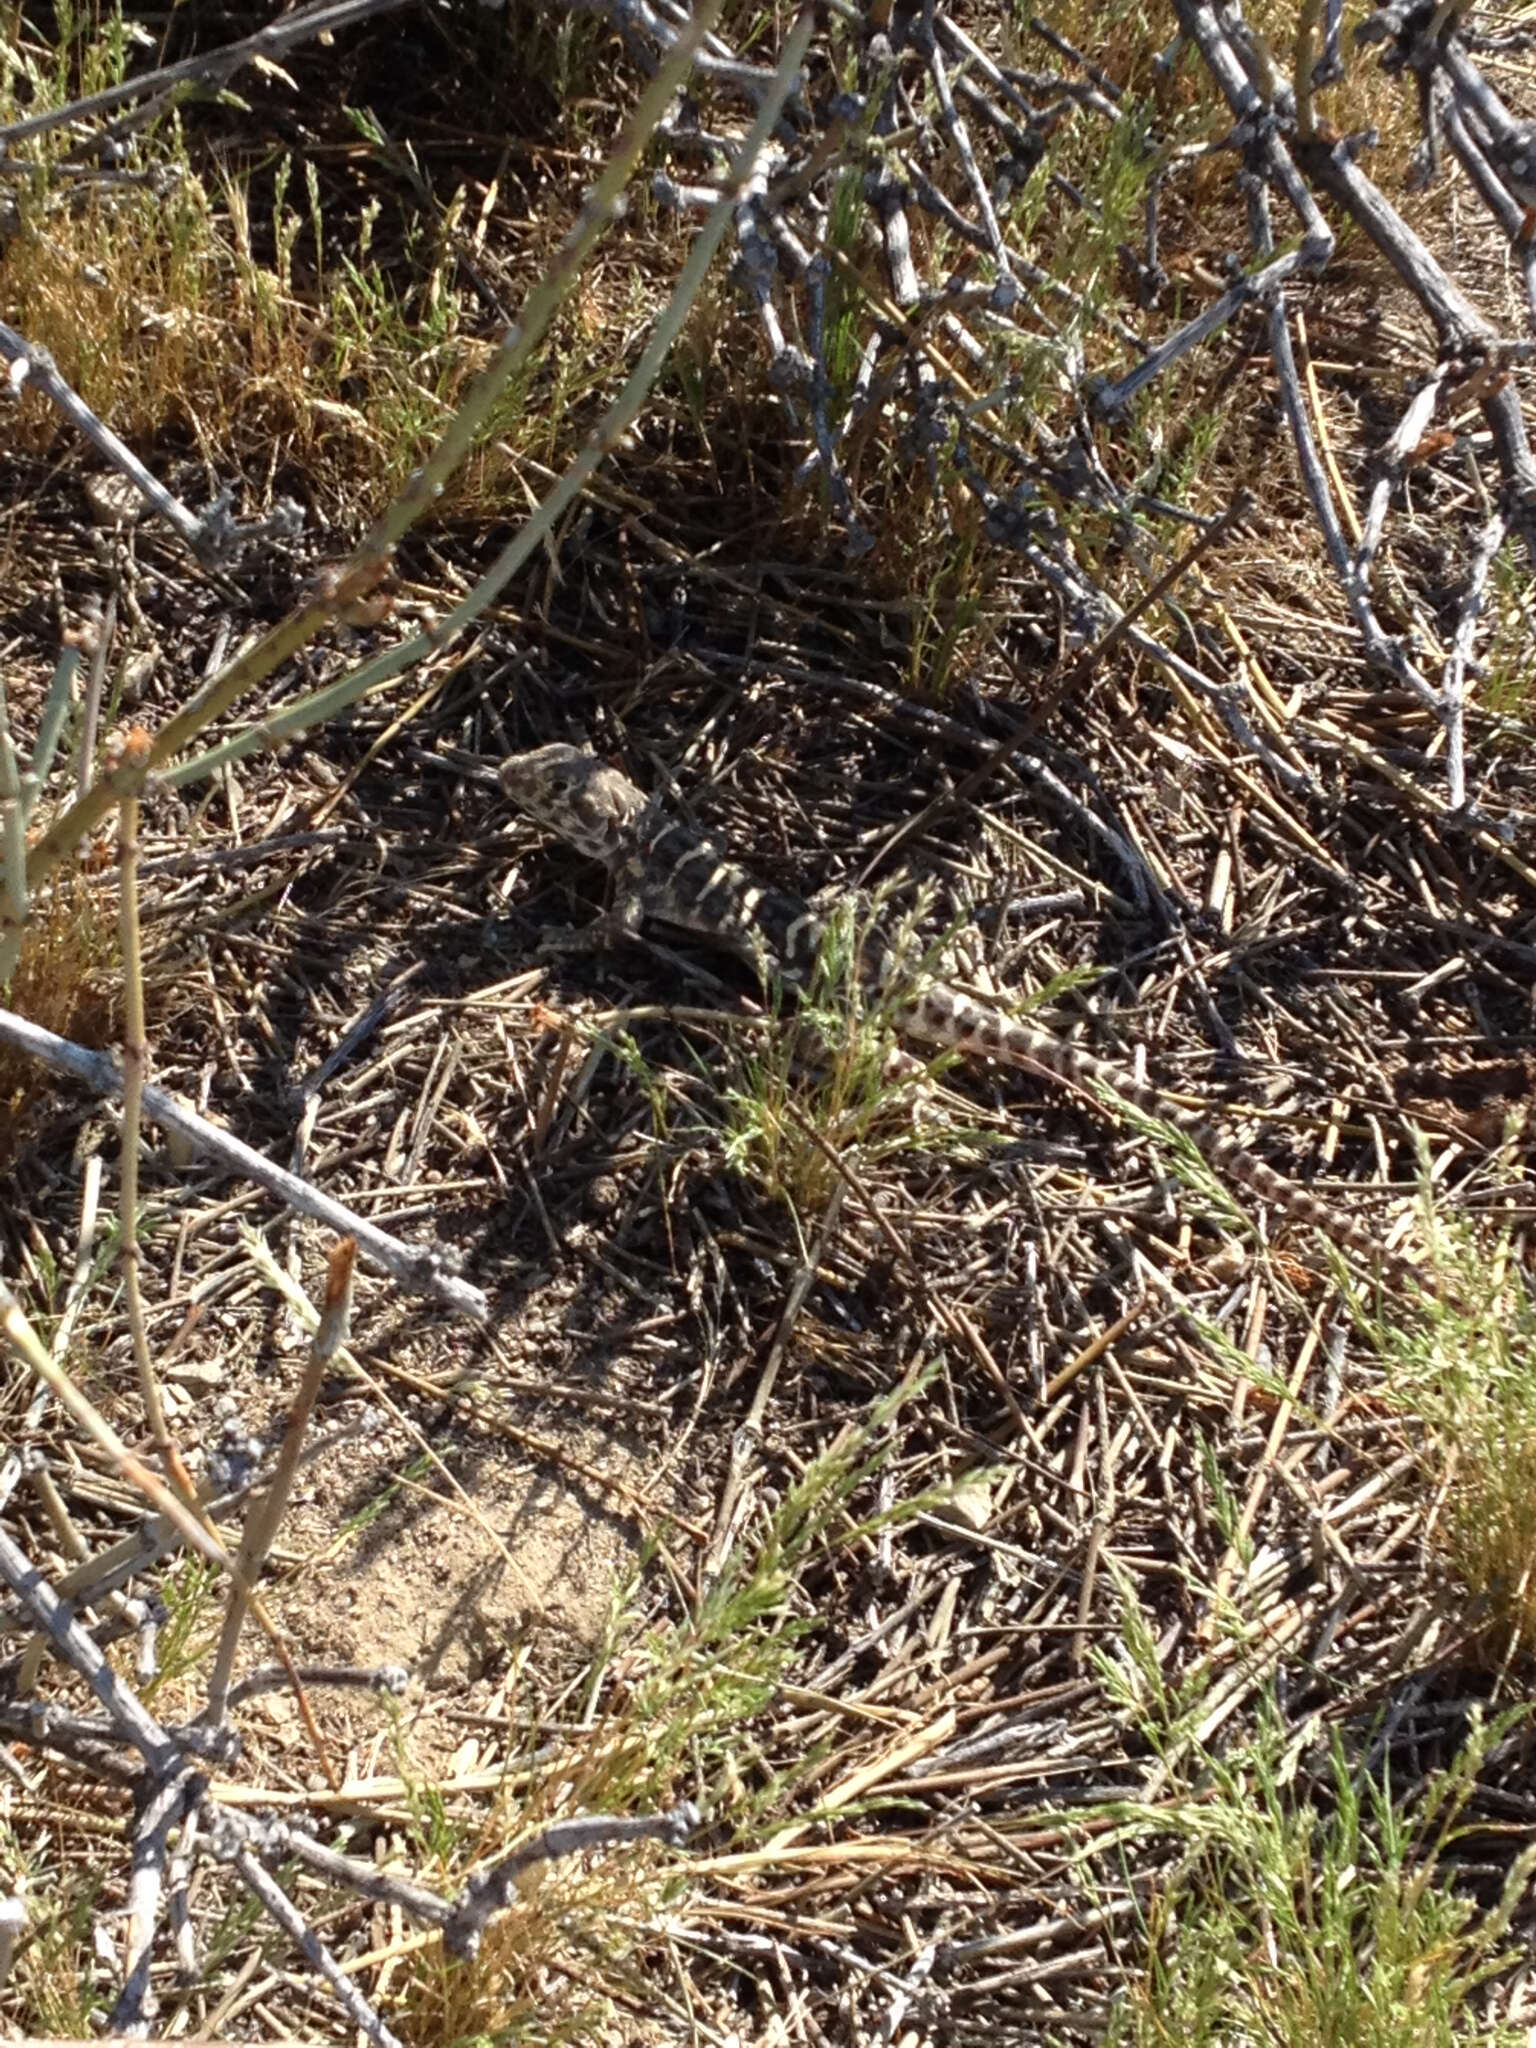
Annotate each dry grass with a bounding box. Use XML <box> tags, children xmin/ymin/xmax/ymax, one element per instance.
<box><xmin>0</xmin><ymin>4</ymin><xmax>658</xmax><ymax>516</ymax></box>
<box><xmin>0</xmin><ymin>871</ymin><xmax>116</xmax><ymax>1152</ymax></box>
<box><xmin>1376</xmin><ymin>1273</ymin><xmax>1536</xmax><ymax>1666</ymax></box>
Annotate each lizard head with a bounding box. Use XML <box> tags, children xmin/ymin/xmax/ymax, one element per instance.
<box><xmin>499</xmin><ymin>743</ymin><xmax>649</xmax><ymax>862</ymax></box>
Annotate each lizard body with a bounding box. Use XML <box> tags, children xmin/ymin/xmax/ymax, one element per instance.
<box><xmin>500</xmin><ymin>742</ymin><xmax>1435</xmax><ymax>1299</ymax></box>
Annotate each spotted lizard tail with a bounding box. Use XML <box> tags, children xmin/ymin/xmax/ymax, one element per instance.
<box><xmin>897</xmin><ymin>981</ymin><xmax>1437</xmax><ymax>1301</ymax></box>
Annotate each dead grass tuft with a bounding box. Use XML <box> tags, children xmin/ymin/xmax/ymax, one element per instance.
<box><xmin>1412</xmin><ymin>1300</ymin><xmax>1536</xmax><ymax>1667</ymax></box>
<box><xmin>0</xmin><ymin>872</ymin><xmax>116</xmax><ymax>1154</ymax></box>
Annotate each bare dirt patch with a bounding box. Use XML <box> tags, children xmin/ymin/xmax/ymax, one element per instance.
<box><xmin>276</xmin><ymin>1421</ymin><xmax>656</xmax><ymax>1689</ymax></box>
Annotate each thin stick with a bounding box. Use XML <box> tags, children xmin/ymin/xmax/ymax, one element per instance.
<box><xmin>0</xmin><ymin>1281</ymin><xmax>336</xmax><ymax>1779</ymax></box>
<box><xmin>1018</xmin><ymin>489</ymin><xmax>1258</xmax><ymax>743</ymax></box>
<box><xmin>110</xmin><ymin>1766</ymin><xmax>201</xmax><ymax>2034</ymax></box>
<box><xmin>0</xmin><ymin>673</ymin><xmax>28</xmax><ymax>987</ymax></box>
<box><xmin>204</xmin><ymin>1242</ymin><xmax>356</xmax><ymax>1723</ymax></box>
<box><xmin>0</xmin><ymin>0</ymin><xmax>410</xmax><ymax>146</ymax></box>
<box><xmin>115</xmin><ymin>731</ymin><xmax>192</xmax><ymax>1496</ymax></box>
<box><xmin>0</xmin><ymin>1005</ymin><xmax>486</xmax><ymax>1318</ymax></box>
<box><xmin>219</xmin><ymin>1841</ymin><xmax>404</xmax><ymax>2048</ymax></box>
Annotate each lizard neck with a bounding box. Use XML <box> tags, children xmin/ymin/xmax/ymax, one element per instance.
<box><xmin>637</xmin><ymin>818</ymin><xmax>826</xmax><ymax>984</ymax></box>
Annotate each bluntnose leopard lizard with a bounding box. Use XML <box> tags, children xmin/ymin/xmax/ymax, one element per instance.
<box><xmin>500</xmin><ymin>741</ymin><xmax>1441</xmax><ymax>1303</ymax></box>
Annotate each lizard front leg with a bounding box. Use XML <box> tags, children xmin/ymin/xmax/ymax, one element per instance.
<box><xmin>533</xmin><ymin>852</ymin><xmax>650</xmax><ymax>958</ymax></box>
